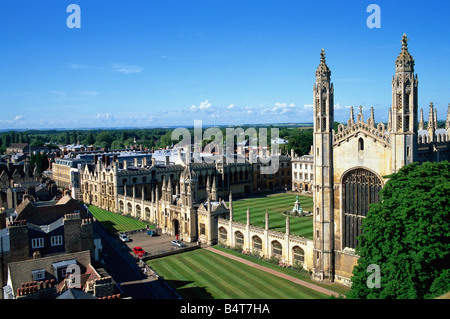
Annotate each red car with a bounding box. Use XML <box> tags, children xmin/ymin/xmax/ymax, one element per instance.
<box><xmin>133</xmin><ymin>246</ymin><xmax>146</xmax><ymax>258</ymax></box>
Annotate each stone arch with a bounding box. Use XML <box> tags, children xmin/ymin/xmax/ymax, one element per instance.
<box><xmin>341</xmin><ymin>167</ymin><xmax>383</xmax><ymax>249</ymax></box>
<box><xmin>252</xmin><ymin>235</ymin><xmax>262</xmax><ymax>251</ymax></box>
<box><xmin>292</xmin><ymin>246</ymin><xmax>305</xmax><ymax>263</ymax></box>
<box><xmin>119</xmin><ymin>200</ymin><xmax>124</xmax><ymax>213</ymax></box>
<box><xmin>173</xmin><ymin>219</ymin><xmax>180</xmax><ymax>237</ymax></box>
<box><xmin>145</xmin><ymin>207</ymin><xmax>150</xmax><ymax>220</ymax></box>
<box><xmin>127</xmin><ymin>202</ymin><xmax>132</xmax><ymax>214</ymax></box>
<box><xmin>271</xmin><ymin>240</ymin><xmax>282</xmax><ymax>257</ymax></box>
<box><xmin>219</xmin><ymin>227</ymin><xmax>227</xmax><ymax>241</ymax></box>
<box><xmin>135</xmin><ymin>204</ymin><xmax>141</xmax><ymax>218</ymax></box>
<box><xmin>234</xmin><ymin>231</ymin><xmax>244</xmax><ymax>246</ymax></box>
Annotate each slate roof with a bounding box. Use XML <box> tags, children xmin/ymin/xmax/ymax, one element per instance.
<box><xmin>15</xmin><ymin>194</ymin><xmax>87</xmax><ymax>225</ymax></box>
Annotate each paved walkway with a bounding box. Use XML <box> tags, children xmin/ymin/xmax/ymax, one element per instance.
<box><xmin>205</xmin><ymin>247</ymin><xmax>342</xmax><ymax>298</ymax></box>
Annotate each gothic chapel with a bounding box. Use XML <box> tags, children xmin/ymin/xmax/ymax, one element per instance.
<box><xmin>312</xmin><ymin>34</ymin><xmax>450</xmax><ymax>285</ymax></box>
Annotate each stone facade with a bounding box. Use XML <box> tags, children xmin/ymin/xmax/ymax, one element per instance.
<box><xmin>291</xmin><ymin>152</ymin><xmax>314</xmax><ymax>193</ymax></box>
<box><xmin>312</xmin><ymin>34</ymin><xmax>450</xmax><ymax>286</ymax></box>
<box><xmin>216</xmin><ymin>197</ymin><xmax>314</xmax><ymax>270</ymax></box>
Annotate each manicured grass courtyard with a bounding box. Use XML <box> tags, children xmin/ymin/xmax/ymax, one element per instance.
<box><xmin>87</xmin><ymin>205</ymin><xmax>152</xmax><ymax>234</ymax></box>
<box><xmin>146</xmin><ymin>248</ymin><xmax>328</xmax><ymax>299</ymax></box>
<box><xmin>231</xmin><ymin>193</ymin><xmax>314</xmax><ymax>239</ymax></box>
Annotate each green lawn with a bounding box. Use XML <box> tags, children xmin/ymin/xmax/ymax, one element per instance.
<box><xmin>231</xmin><ymin>193</ymin><xmax>314</xmax><ymax>239</ymax></box>
<box><xmin>212</xmin><ymin>246</ymin><xmax>350</xmax><ymax>297</ymax></box>
<box><xmin>147</xmin><ymin>248</ymin><xmax>328</xmax><ymax>299</ymax></box>
<box><xmin>87</xmin><ymin>205</ymin><xmax>151</xmax><ymax>233</ymax></box>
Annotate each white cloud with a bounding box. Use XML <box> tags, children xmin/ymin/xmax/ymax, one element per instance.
<box><xmin>110</xmin><ymin>63</ymin><xmax>143</xmax><ymax>74</ymax></box>
<box><xmin>14</xmin><ymin>115</ymin><xmax>24</xmax><ymax>121</ymax></box>
<box><xmin>96</xmin><ymin>113</ymin><xmax>115</xmax><ymax>121</ymax></box>
<box><xmin>191</xmin><ymin>99</ymin><xmax>212</xmax><ymax>111</ymax></box>
<box><xmin>228</xmin><ymin>103</ymin><xmax>235</xmax><ymax>109</ymax></box>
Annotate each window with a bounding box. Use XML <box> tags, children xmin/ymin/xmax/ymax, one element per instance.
<box><xmin>200</xmin><ymin>223</ymin><xmax>206</xmax><ymax>235</ymax></box>
<box><xmin>235</xmin><ymin>231</ymin><xmax>244</xmax><ymax>245</ymax></box>
<box><xmin>31</xmin><ymin>238</ymin><xmax>44</xmax><ymax>249</ymax></box>
<box><xmin>219</xmin><ymin>227</ymin><xmax>227</xmax><ymax>241</ymax></box>
<box><xmin>31</xmin><ymin>269</ymin><xmax>45</xmax><ymax>281</ymax></box>
<box><xmin>293</xmin><ymin>246</ymin><xmax>305</xmax><ymax>263</ymax></box>
<box><xmin>252</xmin><ymin>236</ymin><xmax>262</xmax><ymax>251</ymax></box>
<box><xmin>343</xmin><ymin>168</ymin><xmax>382</xmax><ymax>249</ymax></box>
<box><xmin>358</xmin><ymin>138</ymin><xmax>364</xmax><ymax>151</ymax></box>
<box><xmin>51</xmin><ymin>235</ymin><xmax>63</xmax><ymax>246</ymax></box>
<box><xmin>271</xmin><ymin>241</ymin><xmax>282</xmax><ymax>257</ymax></box>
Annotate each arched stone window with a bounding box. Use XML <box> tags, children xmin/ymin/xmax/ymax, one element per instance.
<box><xmin>358</xmin><ymin>138</ymin><xmax>364</xmax><ymax>151</ymax></box>
<box><xmin>119</xmin><ymin>200</ymin><xmax>124</xmax><ymax>213</ymax></box>
<box><xmin>292</xmin><ymin>246</ymin><xmax>305</xmax><ymax>263</ymax></box>
<box><xmin>136</xmin><ymin>205</ymin><xmax>141</xmax><ymax>217</ymax></box>
<box><xmin>271</xmin><ymin>240</ymin><xmax>282</xmax><ymax>257</ymax></box>
<box><xmin>219</xmin><ymin>227</ymin><xmax>227</xmax><ymax>241</ymax></box>
<box><xmin>127</xmin><ymin>202</ymin><xmax>132</xmax><ymax>214</ymax></box>
<box><xmin>235</xmin><ymin>231</ymin><xmax>244</xmax><ymax>246</ymax></box>
<box><xmin>145</xmin><ymin>207</ymin><xmax>150</xmax><ymax>220</ymax></box>
<box><xmin>252</xmin><ymin>235</ymin><xmax>262</xmax><ymax>251</ymax></box>
<box><xmin>342</xmin><ymin>168</ymin><xmax>382</xmax><ymax>249</ymax></box>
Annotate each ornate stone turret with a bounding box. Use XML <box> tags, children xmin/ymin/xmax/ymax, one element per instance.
<box><xmin>419</xmin><ymin>108</ymin><xmax>424</xmax><ymax>130</ymax></box>
<box><xmin>390</xmin><ymin>33</ymin><xmax>418</xmax><ymax>171</ymax></box>
<box><xmin>427</xmin><ymin>102</ymin><xmax>436</xmax><ymax>142</ymax></box>
<box><xmin>348</xmin><ymin>106</ymin><xmax>355</xmax><ymax>127</ymax></box>
<box><xmin>313</xmin><ymin>48</ymin><xmax>335</xmax><ymax>282</ymax></box>
<box><xmin>180</xmin><ymin>151</ymin><xmax>198</xmax><ymax>207</ymax></box>
<box><xmin>395</xmin><ymin>34</ymin><xmax>415</xmax><ymax>72</ymax></box>
<box><xmin>315</xmin><ymin>49</ymin><xmax>331</xmax><ymax>81</ymax></box>
<box><xmin>367</xmin><ymin>106</ymin><xmax>375</xmax><ymax>127</ymax></box>
<box><xmin>211</xmin><ymin>177</ymin><xmax>217</xmax><ymax>202</ymax></box>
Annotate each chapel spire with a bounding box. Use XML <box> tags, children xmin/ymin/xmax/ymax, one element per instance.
<box><xmin>395</xmin><ymin>34</ymin><xmax>415</xmax><ymax>73</ymax></box>
<box><xmin>316</xmin><ymin>49</ymin><xmax>331</xmax><ymax>81</ymax></box>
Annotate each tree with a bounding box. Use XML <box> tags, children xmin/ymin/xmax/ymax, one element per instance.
<box><xmin>64</xmin><ymin>131</ymin><xmax>70</xmax><ymax>145</ymax></box>
<box><xmin>347</xmin><ymin>161</ymin><xmax>450</xmax><ymax>299</ymax></box>
<box><xmin>96</xmin><ymin>131</ymin><xmax>114</xmax><ymax>149</ymax></box>
<box><xmin>71</xmin><ymin>130</ymin><xmax>78</xmax><ymax>144</ymax></box>
<box><xmin>286</xmin><ymin>129</ymin><xmax>313</xmax><ymax>156</ymax></box>
<box><xmin>111</xmin><ymin>140</ymin><xmax>125</xmax><ymax>150</ymax></box>
<box><xmin>83</xmin><ymin>131</ymin><xmax>95</xmax><ymax>146</ymax></box>
<box><xmin>30</xmin><ymin>153</ymin><xmax>49</xmax><ymax>175</ymax></box>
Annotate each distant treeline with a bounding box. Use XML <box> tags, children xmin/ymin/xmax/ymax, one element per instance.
<box><xmin>0</xmin><ymin>124</ymin><xmax>317</xmax><ymax>157</ymax></box>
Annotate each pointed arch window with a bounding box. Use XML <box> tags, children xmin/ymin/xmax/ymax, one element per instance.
<box><xmin>342</xmin><ymin>169</ymin><xmax>382</xmax><ymax>249</ymax></box>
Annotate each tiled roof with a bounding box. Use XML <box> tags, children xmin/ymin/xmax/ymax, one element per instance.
<box><xmin>15</xmin><ymin>195</ymin><xmax>87</xmax><ymax>225</ymax></box>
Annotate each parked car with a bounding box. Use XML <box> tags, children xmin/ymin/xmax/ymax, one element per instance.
<box><xmin>171</xmin><ymin>240</ymin><xmax>186</xmax><ymax>248</ymax></box>
<box><xmin>118</xmin><ymin>233</ymin><xmax>130</xmax><ymax>242</ymax></box>
<box><xmin>133</xmin><ymin>246</ymin><xmax>146</xmax><ymax>258</ymax></box>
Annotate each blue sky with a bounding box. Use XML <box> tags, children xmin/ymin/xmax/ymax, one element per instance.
<box><xmin>0</xmin><ymin>0</ymin><xmax>449</xmax><ymax>129</ymax></box>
